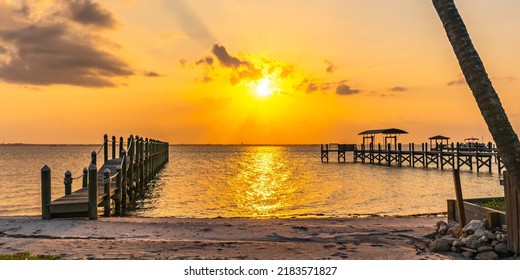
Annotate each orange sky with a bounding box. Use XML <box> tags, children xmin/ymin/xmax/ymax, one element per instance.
<box><xmin>1</xmin><ymin>0</ymin><xmax>520</xmax><ymax>145</ymax></box>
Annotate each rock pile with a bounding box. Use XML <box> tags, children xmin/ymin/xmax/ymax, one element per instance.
<box><xmin>428</xmin><ymin>219</ymin><xmax>512</xmax><ymax>260</ymax></box>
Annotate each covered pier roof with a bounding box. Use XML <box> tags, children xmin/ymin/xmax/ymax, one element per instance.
<box><xmin>358</xmin><ymin>128</ymin><xmax>408</xmax><ymax>135</ymax></box>
<box><xmin>429</xmin><ymin>135</ymin><xmax>450</xmax><ymax>140</ymax></box>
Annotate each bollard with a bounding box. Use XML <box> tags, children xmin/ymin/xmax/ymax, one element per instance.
<box><xmin>115</xmin><ymin>166</ymin><xmax>122</xmax><ymax>216</ymax></box>
<box><xmin>103</xmin><ymin>168</ymin><xmax>111</xmax><ymax>217</ymax></box>
<box><xmin>88</xmin><ymin>163</ymin><xmax>98</xmax><ymax>220</ymax></box>
<box><xmin>41</xmin><ymin>165</ymin><xmax>52</xmax><ymax>220</ymax></box>
<box><xmin>64</xmin><ymin>170</ymin><xmax>72</xmax><ymax>195</ymax></box>
<box><xmin>82</xmin><ymin>167</ymin><xmax>88</xmax><ymax>188</ymax></box>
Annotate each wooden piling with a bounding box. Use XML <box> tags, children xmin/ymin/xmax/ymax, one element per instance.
<box><xmin>103</xmin><ymin>134</ymin><xmax>108</xmax><ymax>164</ymax></box>
<box><xmin>112</xmin><ymin>135</ymin><xmax>116</xmax><ymax>159</ymax></box>
<box><xmin>453</xmin><ymin>169</ymin><xmax>466</xmax><ymax>227</ymax></box>
<box><xmin>41</xmin><ymin>165</ymin><xmax>51</xmax><ymax>220</ymax></box>
<box><xmin>82</xmin><ymin>167</ymin><xmax>88</xmax><ymax>188</ymax></box>
<box><xmin>88</xmin><ymin>163</ymin><xmax>98</xmax><ymax>220</ymax></box>
<box><xmin>64</xmin><ymin>170</ymin><xmax>72</xmax><ymax>195</ymax></box>
<box><xmin>103</xmin><ymin>168</ymin><xmax>111</xmax><ymax>217</ymax></box>
<box><xmin>504</xmin><ymin>171</ymin><xmax>520</xmax><ymax>253</ymax></box>
<box><xmin>91</xmin><ymin>151</ymin><xmax>97</xmax><ymax>166</ymax></box>
<box><xmin>119</xmin><ymin>136</ymin><xmax>124</xmax><ymax>158</ymax></box>
<box><xmin>127</xmin><ymin>136</ymin><xmax>134</xmax><ymax>203</ymax></box>
<box><xmin>115</xmin><ymin>166</ymin><xmax>122</xmax><ymax>216</ymax></box>
<box><xmin>139</xmin><ymin>137</ymin><xmax>145</xmax><ymax>192</ymax></box>
<box><xmin>121</xmin><ymin>149</ymin><xmax>127</xmax><ymax>214</ymax></box>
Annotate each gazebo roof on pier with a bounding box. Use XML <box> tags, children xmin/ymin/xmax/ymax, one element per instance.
<box><xmin>429</xmin><ymin>135</ymin><xmax>450</xmax><ymax>140</ymax></box>
<box><xmin>358</xmin><ymin>128</ymin><xmax>408</xmax><ymax>135</ymax></box>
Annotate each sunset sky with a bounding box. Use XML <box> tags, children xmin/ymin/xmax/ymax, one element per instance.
<box><xmin>1</xmin><ymin>0</ymin><xmax>520</xmax><ymax>144</ymax></box>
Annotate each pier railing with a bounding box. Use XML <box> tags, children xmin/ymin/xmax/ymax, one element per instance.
<box><xmin>41</xmin><ymin>134</ymin><xmax>169</xmax><ymax>220</ymax></box>
<box><xmin>321</xmin><ymin>142</ymin><xmax>503</xmax><ymax>174</ymax></box>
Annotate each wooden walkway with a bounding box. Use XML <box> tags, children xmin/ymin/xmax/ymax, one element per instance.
<box><xmin>41</xmin><ymin>135</ymin><xmax>169</xmax><ymax>220</ymax></box>
<box><xmin>321</xmin><ymin>142</ymin><xmax>504</xmax><ymax>174</ymax></box>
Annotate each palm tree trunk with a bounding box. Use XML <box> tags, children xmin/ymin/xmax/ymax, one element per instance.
<box><xmin>432</xmin><ymin>0</ymin><xmax>520</xmax><ymax>192</ymax></box>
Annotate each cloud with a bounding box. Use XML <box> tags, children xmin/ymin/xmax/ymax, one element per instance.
<box><xmin>389</xmin><ymin>86</ymin><xmax>408</xmax><ymax>92</ymax></box>
<box><xmin>67</xmin><ymin>0</ymin><xmax>117</xmax><ymax>29</ymax></box>
<box><xmin>324</xmin><ymin>60</ymin><xmax>337</xmax><ymax>74</ymax></box>
<box><xmin>212</xmin><ymin>44</ymin><xmax>243</xmax><ymax>68</ymax></box>
<box><xmin>144</xmin><ymin>71</ymin><xmax>161</xmax><ymax>77</ymax></box>
<box><xmin>0</xmin><ymin>1</ymin><xmax>132</xmax><ymax>88</ymax></box>
<box><xmin>196</xmin><ymin>56</ymin><xmax>213</xmax><ymax>66</ymax></box>
<box><xmin>336</xmin><ymin>84</ymin><xmax>360</xmax><ymax>95</ymax></box>
<box><xmin>306</xmin><ymin>83</ymin><xmax>319</xmax><ymax>93</ymax></box>
<box><xmin>447</xmin><ymin>75</ymin><xmax>466</xmax><ymax>86</ymax></box>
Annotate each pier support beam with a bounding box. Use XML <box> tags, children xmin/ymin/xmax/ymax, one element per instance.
<box><xmin>88</xmin><ymin>163</ymin><xmax>98</xmax><ymax>220</ymax></box>
<box><xmin>41</xmin><ymin>165</ymin><xmax>51</xmax><ymax>220</ymax></box>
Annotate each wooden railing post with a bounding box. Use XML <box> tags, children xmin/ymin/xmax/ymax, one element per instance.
<box><xmin>135</xmin><ymin>135</ymin><xmax>140</xmax><ymax>195</ymax></box>
<box><xmin>112</xmin><ymin>135</ymin><xmax>116</xmax><ymax>160</ymax></box>
<box><xmin>128</xmin><ymin>135</ymin><xmax>134</xmax><ymax>203</ymax></box>
<box><xmin>91</xmin><ymin>151</ymin><xmax>97</xmax><ymax>166</ymax></box>
<box><xmin>139</xmin><ymin>137</ymin><xmax>145</xmax><ymax>193</ymax></box>
<box><xmin>103</xmin><ymin>168</ymin><xmax>111</xmax><ymax>217</ymax></box>
<box><xmin>146</xmin><ymin>138</ymin><xmax>150</xmax><ymax>183</ymax></box>
<box><xmin>121</xmin><ymin>149</ymin><xmax>127</xmax><ymax>214</ymax></box>
<box><xmin>103</xmin><ymin>134</ymin><xmax>108</xmax><ymax>164</ymax></box>
<box><xmin>41</xmin><ymin>165</ymin><xmax>51</xmax><ymax>220</ymax></box>
<box><xmin>64</xmin><ymin>170</ymin><xmax>72</xmax><ymax>195</ymax></box>
<box><xmin>88</xmin><ymin>163</ymin><xmax>98</xmax><ymax>220</ymax></box>
<box><xmin>115</xmin><ymin>166</ymin><xmax>122</xmax><ymax>216</ymax></box>
<box><xmin>82</xmin><ymin>167</ymin><xmax>88</xmax><ymax>188</ymax></box>
<box><xmin>119</xmin><ymin>136</ymin><xmax>124</xmax><ymax>158</ymax></box>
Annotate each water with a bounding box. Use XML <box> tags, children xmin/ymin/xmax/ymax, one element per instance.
<box><xmin>0</xmin><ymin>145</ymin><xmax>504</xmax><ymax>218</ymax></box>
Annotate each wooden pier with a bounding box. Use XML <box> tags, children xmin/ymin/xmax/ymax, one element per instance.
<box><xmin>41</xmin><ymin>134</ymin><xmax>169</xmax><ymax>220</ymax></box>
<box><xmin>321</xmin><ymin>142</ymin><xmax>504</xmax><ymax>174</ymax></box>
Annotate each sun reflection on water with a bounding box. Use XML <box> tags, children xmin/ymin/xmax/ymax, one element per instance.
<box><xmin>228</xmin><ymin>147</ymin><xmax>295</xmax><ymax>217</ymax></box>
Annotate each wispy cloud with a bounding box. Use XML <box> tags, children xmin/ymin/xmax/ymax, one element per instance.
<box><xmin>336</xmin><ymin>84</ymin><xmax>360</xmax><ymax>96</ymax></box>
<box><xmin>389</xmin><ymin>86</ymin><xmax>408</xmax><ymax>92</ymax></box>
<box><xmin>67</xmin><ymin>0</ymin><xmax>118</xmax><ymax>29</ymax></box>
<box><xmin>324</xmin><ymin>60</ymin><xmax>337</xmax><ymax>74</ymax></box>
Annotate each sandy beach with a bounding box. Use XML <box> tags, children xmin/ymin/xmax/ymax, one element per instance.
<box><xmin>0</xmin><ymin>215</ymin><xmax>458</xmax><ymax>260</ymax></box>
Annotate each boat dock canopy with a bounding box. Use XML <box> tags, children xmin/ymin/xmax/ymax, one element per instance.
<box><xmin>429</xmin><ymin>135</ymin><xmax>450</xmax><ymax>140</ymax></box>
<box><xmin>358</xmin><ymin>128</ymin><xmax>408</xmax><ymax>135</ymax></box>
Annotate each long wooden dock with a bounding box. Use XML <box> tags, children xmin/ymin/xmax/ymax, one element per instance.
<box><xmin>321</xmin><ymin>142</ymin><xmax>504</xmax><ymax>174</ymax></box>
<box><xmin>41</xmin><ymin>134</ymin><xmax>169</xmax><ymax>220</ymax></box>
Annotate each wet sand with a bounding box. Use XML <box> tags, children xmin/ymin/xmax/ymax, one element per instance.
<box><xmin>0</xmin><ymin>215</ymin><xmax>458</xmax><ymax>260</ymax></box>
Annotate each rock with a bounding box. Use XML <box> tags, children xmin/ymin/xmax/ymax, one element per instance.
<box><xmin>477</xmin><ymin>245</ymin><xmax>494</xmax><ymax>253</ymax></box>
<box><xmin>502</xmin><ymin>225</ymin><xmax>507</xmax><ymax>232</ymax></box>
<box><xmin>438</xmin><ymin>223</ymin><xmax>449</xmax><ymax>235</ymax></box>
<box><xmin>479</xmin><ymin>236</ymin><xmax>489</xmax><ymax>243</ymax></box>
<box><xmin>452</xmin><ymin>240</ymin><xmax>464</xmax><ymax>248</ymax></box>
<box><xmin>461</xmin><ymin>251</ymin><xmax>475</xmax><ymax>259</ymax></box>
<box><xmin>494</xmin><ymin>242</ymin><xmax>509</xmax><ymax>255</ymax></box>
<box><xmin>483</xmin><ymin>230</ymin><xmax>496</xmax><ymax>241</ymax></box>
<box><xmin>496</xmin><ymin>233</ymin><xmax>507</xmax><ymax>242</ymax></box>
<box><xmin>428</xmin><ymin>238</ymin><xmax>452</xmax><ymax>252</ymax></box>
<box><xmin>447</xmin><ymin>224</ymin><xmax>463</xmax><ymax>238</ymax></box>
<box><xmin>460</xmin><ymin>247</ymin><xmax>477</xmax><ymax>254</ymax></box>
<box><xmin>462</xmin><ymin>235</ymin><xmax>482</xmax><ymax>249</ymax></box>
<box><xmin>436</xmin><ymin>220</ymin><xmax>448</xmax><ymax>232</ymax></box>
<box><xmin>441</xmin><ymin>234</ymin><xmax>456</xmax><ymax>242</ymax></box>
<box><xmin>450</xmin><ymin>246</ymin><xmax>461</xmax><ymax>253</ymax></box>
<box><xmin>475</xmin><ymin>251</ymin><xmax>499</xmax><ymax>260</ymax></box>
<box><xmin>491</xmin><ymin>240</ymin><xmax>499</xmax><ymax>247</ymax></box>
<box><xmin>463</xmin><ymin>220</ymin><xmax>485</xmax><ymax>235</ymax></box>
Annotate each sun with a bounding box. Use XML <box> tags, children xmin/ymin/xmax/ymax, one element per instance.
<box><xmin>255</xmin><ymin>77</ymin><xmax>274</xmax><ymax>97</ymax></box>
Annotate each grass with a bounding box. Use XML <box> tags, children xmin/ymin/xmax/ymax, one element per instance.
<box><xmin>476</xmin><ymin>198</ymin><xmax>506</xmax><ymax>212</ymax></box>
<box><xmin>0</xmin><ymin>252</ymin><xmax>60</xmax><ymax>260</ymax></box>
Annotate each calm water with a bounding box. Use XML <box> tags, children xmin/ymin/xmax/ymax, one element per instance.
<box><xmin>0</xmin><ymin>145</ymin><xmax>504</xmax><ymax>218</ymax></box>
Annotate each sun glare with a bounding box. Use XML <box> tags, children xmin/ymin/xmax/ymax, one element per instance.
<box><xmin>255</xmin><ymin>77</ymin><xmax>273</xmax><ymax>97</ymax></box>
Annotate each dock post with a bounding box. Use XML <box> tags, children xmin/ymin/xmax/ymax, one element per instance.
<box><xmin>103</xmin><ymin>168</ymin><xmax>111</xmax><ymax>217</ymax></box>
<box><xmin>64</xmin><ymin>170</ymin><xmax>72</xmax><ymax>195</ymax></box>
<box><xmin>41</xmin><ymin>165</ymin><xmax>51</xmax><ymax>220</ymax></box>
<box><xmin>128</xmin><ymin>136</ymin><xmax>134</xmax><ymax>203</ymax></box>
<box><xmin>119</xmin><ymin>136</ymin><xmax>124</xmax><ymax>158</ymax></box>
<box><xmin>103</xmin><ymin>134</ymin><xmax>108</xmax><ymax>164</ymax></box>
<box><xmin>139</xmin><ymin>137</ymin><xmax>145</xmax><ymax>193</ymax></box>
<box><xmin>112</xmin><ymin>135</ymin><xmax>116</xmax><ymax>159</ymax></box>
<box><xmin>115</xmin><ymin>166</ymin><xmax>122</xmax><ymax>216</ymax></box>
<box><xmin>398</xmin><ymin>143</ymin><xmax>402</xmax><ymax>167</ymax></box>
<box><xmin>387</xmin><ymin>143</ymin><xmax>391</xmax><ymax>166</ymax></box>
<box><xmin>88</xmin><ymin>163</ymin><xmax>98</xmax><ymax>220</ymax></box>
<box><xmin>91</xmin><ymin>151</ymin><xmax>97</xmax><ymax>166</ymax></box>
<box><xmin>411</xmin><ymin>143</ymin><xmax>416</xmax><ymax>167</ymax></box>
<box><xmin>145</xmin><ymin>138</ymin><xmax>150</xmax><ymax>184</ymax></box>
<box><xmin>134</xmin><ymin>135</ymin><xmax>140</xmax><ymax>196</ymax></box>
<box><xmin>82</xmin><ymin>167</ymin><xmax>88</xmax><ymax>188</ymax></box>
<box><xmin>121</xmin><ymin>149</ymin><xmax>127</xmax><ymax>214</ymax></box>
